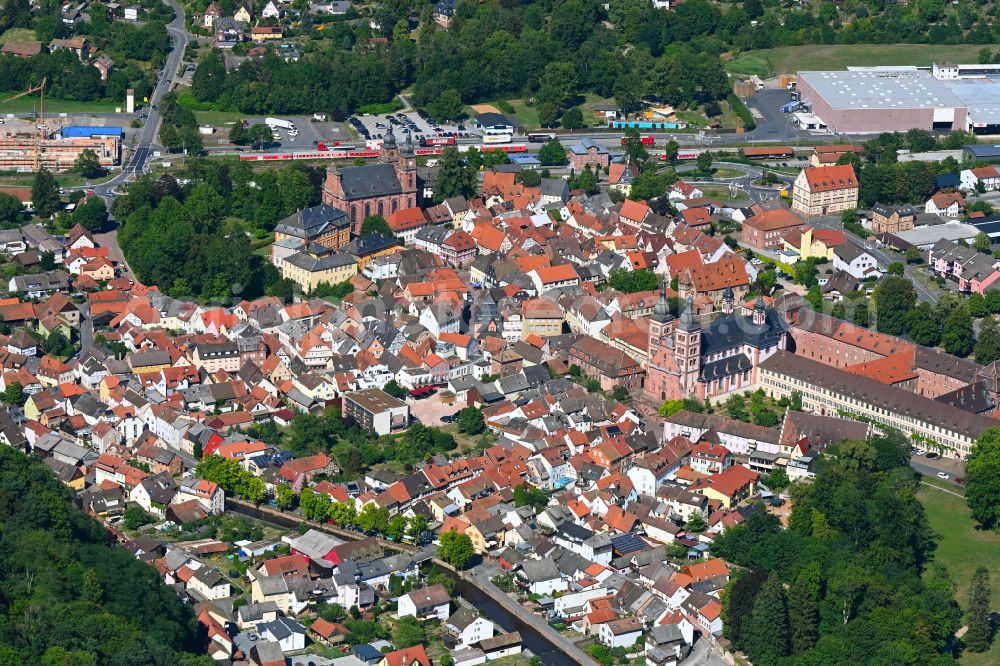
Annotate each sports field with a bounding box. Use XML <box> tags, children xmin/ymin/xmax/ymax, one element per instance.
<box><xmin>726</xmin><ymin>44</ymin><xmax>1000</xmax><ymax>78</ymax></box>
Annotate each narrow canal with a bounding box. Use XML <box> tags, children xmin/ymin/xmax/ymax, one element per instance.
<box><xmin>228</xmin><ymin>502</ymin><xmax>578</xmax><ymax>666</ymax></box>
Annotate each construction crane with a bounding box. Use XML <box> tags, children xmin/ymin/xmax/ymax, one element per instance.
<box><xmin>0</xmin><ymin>77</ymin><xmax>47</xmax><ymax>171</ymax></box>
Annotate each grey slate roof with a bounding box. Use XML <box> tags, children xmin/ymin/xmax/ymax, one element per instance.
<box><xmin>275</xmin><ymin>203</ymin><xmax>350</xmax><ymax>239</ymax></box>
<box><xmin>338</xmin><ymin>163</ymin><xmax>402</xmax><ymax>200</ymax></box>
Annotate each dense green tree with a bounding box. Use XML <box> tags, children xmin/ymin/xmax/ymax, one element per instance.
<box><xmin>875</xmin><ymin>276</ymin><xmax>916</xmax><ymax>335</ymax></box>
<box><xmin>561</xmin><ymin>107</ymin><xmax>584</xmax><ymax>130</ymax></box>
<box><xmin>391</xmin><ymin>617</ymin><xmax>426</xmax><ymax>648</ymax></box>
<box><xmin>456</xmin><ymin>406</ymin><xmax>485</xmax><ymax>435</ymax></box>
<box><xmin>73</xmin><ymin>149</ymin><xmax>105</xmax><ymax>178</ymax></box>
<box><xmin>434</xmin><ymin>147</ymin><xmax>476</xmax><ymax>203</ymax></box>
<box><xmin>0</xmin><ymin>381</ymin><xmax>24</xmax><ymax>406</ymax></box>
<box><xmin>965</xmin><ymin>567</ymin><xmax>993</xmax><ymax>653</ymax></box>
<box><xmin>608</xmin><ymin>268</ymin><xmax>659</xmax><ymax>293</ymax></box>
<box><xmin>742</xmin><ymin>574</ymin><xmax>790</xmax><ymax>664</ymax></box>
<box><xmin>192</xmin><ymin>51</ymin><xmax>228</xmax><ymax>102</ymax></box>
<box><xmin>538</xmin><ymin>139</ymin><xmax>567</xmax><ymax>166</ymax></box>
<box><xmin>969</xmin><ymin>292</ymin><xmax>989</xmax><ymax>318</ymax></box>
<box><xmin>974</xmin><ymin>232</ymin><xmax>992</xmax><ymax>253</ymax></box>
<box><xmin>513</xmin><ymin>484</ymin><xmax>549</xmax><ymax>512</ymax></box>
<box><xmin>942</xmin><ymin>303</ymin><xmax>975</xmax><ymax>357</ymax></box>
<box><xmin>722</xmin><ymin>569</ymin><xmax>767</xmax><ymax>650</ymax></box>
<box><xmin>123</xmin><ymin>505</ymin><xmax>153</xmax><ymax>530</ymax></box>
<box><xmin>32</xmin><ymin>168</ymin><xmax>62</xmax><ymax>218</ymax></box>
<box><xmin>427</xmin><ymin>88</ymin><xmax>464</xmax><ymax>122</ymax></box>
<box><xmin>438</xmin><ymin>529</ymin><xmax>475</xmax><ymax>569</ymax></box>
<box><xmin>383</xmin><ymin>380</ymin><xmax>406</xmax><ymax>398</ymax></box>
<box><xmin>974</xmin><ymin>315</ymin><xmax>1000</xmax><ymax>364</ymax></box>
<box><xmin>275</xmin><ymin>483</ymin><xmax>297</xmax><ymax>511</ymax></box>
<box><xmin>906</xmin><ymin>301</ymin><xmax>941</xmax><ymax>347</ymax></box>
<box><xmin>360</xmin><ymin>215</ymin><xmax>393</xmax><ymax>237</ymax></box>
<box><xmin>0</xmin><ymin>447</ymin><xmax>204</xmax><ymax>663</ymax></box>
<box><xmin>686</xmin><ymin>512</ymin><xmax>707</xmax><ymax>532</ymax></box>
<box><xmin>966</xmin><ymin>427</ymin><xmax>1000</xmax><ymax>529</ymax></box>
<box><xmin>0</xmin><ymin>192</ymin><xmax>23</xmax><ymax>227</ymax></box>
<box><xmin>788</xmin><ymin>562</ymin><xmax>821</xmax><ymax>655</ymax></box>
<box><xmin>71</xmin><ymin>196</ymin><xmax>108</xmax><ymax>232</ymax></box>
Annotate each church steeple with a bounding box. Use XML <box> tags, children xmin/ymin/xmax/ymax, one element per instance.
<box><xmin>651</xmin><ymin>277</ymin><xmax>674</xmax><ymax>324</ymax></box>
<box><xmin>722</xmin><ymin>285</ymin><xmax>734</xmax><ymax>315</ymax></box>
<box><xmin>753</xmin><ymin>294</ymin><xmax>767</xmax><ymax>326</ymax></box>
<box><xmin>380</xmin><ymin>125</ymin><xmax>398</xmax><ymax>164</ymax></box>
<box><xmin>678</xmin><ymin>295</ymin><xmax>700</xmax><ymax>332</ymax></box>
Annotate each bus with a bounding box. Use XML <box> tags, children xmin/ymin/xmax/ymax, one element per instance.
<box><xmin>528</xmin><ymin>132</ymin><xmax>556</xmax><ymax>143</ymax></box>
<box><xmin>421</xmin><ymin>136</ymin><xmax>456</xmax><ymax>146</ymax></box>
<box><xmin>482</xmin><ymin>133</ymin><xmax>513</xmax><ymax>144</ymax></box>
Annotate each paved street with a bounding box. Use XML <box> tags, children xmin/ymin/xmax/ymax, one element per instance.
<box><xmin>910</xmin><ymin>452</ymin><xmax>966</xmax><ymax>486</ymax></box>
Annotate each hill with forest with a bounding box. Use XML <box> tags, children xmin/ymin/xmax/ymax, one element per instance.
<box><xmin>0</xmin><ymin>447</ymin><xmax>211</xmax><ymax>666</ymax></box>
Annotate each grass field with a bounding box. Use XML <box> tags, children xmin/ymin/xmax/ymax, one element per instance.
<box><xmin>0</xmin><ymin>27</ymin><xmax>36</xmax><ymax>47</ymax></box>
<box><xmin>725</xmin><ymin>44</ymin><xmax>1000</xmax><ymax>77</ymax></box>
<box><xmin>918</xmin><ymin>483</ymin><xmax>1000</xmax><ymax>665</ymax></box>
<box><xmin>0</xmin><ymin>95</ymin><xmax>119</xmax><ymax>114</ymax></box>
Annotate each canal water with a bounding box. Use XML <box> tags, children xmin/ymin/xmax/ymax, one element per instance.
<box><xmin>229</xmin><ymin>502</ymin><xmax>577</xmax><ymax>665</ymax></box>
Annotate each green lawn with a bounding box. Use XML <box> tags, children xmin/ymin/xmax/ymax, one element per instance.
<box><xmin>700</xmin><ymin>185</ymin><xmax>749</xmax><ymax>203</ymax></box>
<box><xmin>0</xmin><ymin>94</ymin><xmax>119</xmax><ymax>114</ymax></box>
<box><xmin>193</xmin><ymin>110</ymin><xmax>245</xmax><ymax>127</ymax></box>
<box><xmin>918</xmin><ymin>483</ymin><xmax>1000</xmax><ymax>665</ymax></box>
<box><xmin>0</xmin><ymin>27</ymin><xmax>36</xmax><ymax>47</ymax></box>
<box><xmin>726</xmin><ymin>43</ymin><xmax>1000</xmax><ymax>77</ymax></box>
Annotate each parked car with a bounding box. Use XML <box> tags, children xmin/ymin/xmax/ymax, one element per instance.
<box><xmin>926</xmin><ymin>451</ymin><xmax>940</xmax><ymax>459</ymax></box>
<box><xmin>956</xmin><ymin>477</ymin><xmax>965</xmax><ymax>485</ymax></box>
<box><xmin>937</xmin><ymin>472</ymin><xmax>950</xmax><ymax>480</ymax></box>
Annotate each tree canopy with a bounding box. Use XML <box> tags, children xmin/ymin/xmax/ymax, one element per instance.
<box><xmin>0</xmin><ymin>447</ymin><xmax>206</xmax><ymax>665</ymax></box>
<box><xmin>716</xmin><ymin>432</ymin><xmax>961</xmax><ymax>665</ymax></box>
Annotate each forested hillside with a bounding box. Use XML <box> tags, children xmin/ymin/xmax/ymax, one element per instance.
<box><xmin>715</xmin><ymin>433</ymin><xmax>961</xmax><ymax>665</ymax></box>
<box><xmin>191</xmin><ymin>0</ymin><xmax>1000</xmax><ymax>120</ymax></box>
<box><xmin>0</xmin><ymin>447</ymin><xmax>211</xmax><ymax>666</ymax></box>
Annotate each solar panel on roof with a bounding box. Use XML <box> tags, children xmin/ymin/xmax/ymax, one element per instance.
<box><xmin>611</xmin><ymin>533</ymin><xmax>647</xmax><ymax>554</ymax></box>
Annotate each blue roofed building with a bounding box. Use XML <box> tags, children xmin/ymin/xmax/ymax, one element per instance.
<box><xmin>59</xmin><ymin>126</ymin><xmax>124</xmax><ymax>139</ymax></box>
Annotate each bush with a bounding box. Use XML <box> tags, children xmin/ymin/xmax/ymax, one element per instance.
<box><xmin>727</xmin><ymin>94</ymin><xmax>756</xmax><ymax>131</ymax></box>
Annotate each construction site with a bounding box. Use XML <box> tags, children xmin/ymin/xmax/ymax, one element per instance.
<box><xmin>0</xmin><ymin>80</ymin><xmax>123</xmax><ymax>172</ymax></box>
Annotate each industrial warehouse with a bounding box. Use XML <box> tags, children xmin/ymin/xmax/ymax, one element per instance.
<box><xmin>796</xmin><ymin>62</ymin><xmax>1000</xmax><ymax>134</ymax></box>
<box><xmin>0</xmin><ymin>125</ymin><xmax>122</xmax><ymax>172</ymax></box>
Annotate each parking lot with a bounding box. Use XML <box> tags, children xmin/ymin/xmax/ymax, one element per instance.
<box><xmin>349</xmin><ymin>110</ymin><xmax>476</xmax><ymax>146</ymax></box>
<box><xmin>242</xmin><ymin>116</ymin><xmax>351</xmax><ymax>150</ymax></box>
<box><xmin>406</xmin><ymin>392</ymin><xmax>460</xmax><ymax>427</ymax></box>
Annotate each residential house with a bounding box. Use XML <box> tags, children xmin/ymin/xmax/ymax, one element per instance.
<box><xmin>397</xmin><ymin>584</ymin><xmax>451</xmax><ymax>621</ymax></box>
<box><xmin>833</xmin><ymin>243</ymin><xmax>880</xmax><ymax>280</ymax></box>
<box><xmin>870</xmin><ymin>203</ymin><xmax>916</xmax><ymax>234</ymax></box>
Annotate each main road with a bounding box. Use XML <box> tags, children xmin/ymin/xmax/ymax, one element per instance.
<box><xmin>80</xmin><ymin>0</ymin><xmax>188</xmax><ymax>195</ymax></box>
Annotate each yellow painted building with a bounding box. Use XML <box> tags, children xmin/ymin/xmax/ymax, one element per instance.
<box><xmin>280</xmin><ymin>250</ymin><xmax>358</xmax><ymax>293</ymax></box>
<box><xmin>781</xmin><ymin>227</ymin><xmax>845</xmax><ymax>262</ymax></box>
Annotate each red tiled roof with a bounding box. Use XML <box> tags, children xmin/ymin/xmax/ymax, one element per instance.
<box><xmin>803</xmin><ymin>164</ymin><xmax>857</xmax><ymax>192</ymax></box>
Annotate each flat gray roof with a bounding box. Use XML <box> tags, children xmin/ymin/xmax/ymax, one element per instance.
<box><xmin>895</xmin><ymin>222</ymin><xmax>979</xmax><ymax>246</ymax></box>
<box><xmin>799</xmin><ymin>70</ymin><xmax>964</xmax><ymax>110</ymax></box>
<box><xmin>944</xmin><ymin>77</ymin><xmax>1000</xmax><ymax>125</ymax></box>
